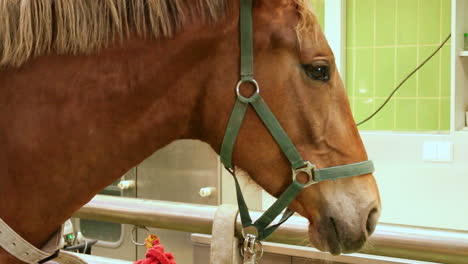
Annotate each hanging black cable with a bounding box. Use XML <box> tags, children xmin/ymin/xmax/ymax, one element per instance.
<box><xmin>357</xmin><ymin>34</ymin><xmax>452</xmax><ymax>126</ymax></box>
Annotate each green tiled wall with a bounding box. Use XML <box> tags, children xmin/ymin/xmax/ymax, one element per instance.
<box><xmin>346</xmin><ymin>0</ymin><xmax>452</xmax><ymax>131</ymax></box>
<box><xmin>310</xmin><ymin>0</ymin><xmax>325</xmax><ymax>28</ymax></box>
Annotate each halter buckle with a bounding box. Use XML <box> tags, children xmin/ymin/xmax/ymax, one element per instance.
<box><xmin>241</xmin><ymin>225</ymin><xmax>259</xmax><ymax>239</ymax></box>
<box><xmin>292</xmin><ymin>161</ymin><xmax>317</xmax><ymax>187</ymax></box>
<box><xmin>240</xmin><ymin>234</ymin><xmax>264</xmax><ymax>264</ymax></box>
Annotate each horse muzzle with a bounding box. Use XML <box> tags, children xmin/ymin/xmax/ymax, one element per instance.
<box><xmin>309</xmin><ymin>201</ymin><xmax>381</xmax><ymax>255</ymax></box>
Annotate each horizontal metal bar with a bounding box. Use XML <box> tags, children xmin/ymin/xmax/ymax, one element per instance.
<box><xmin>74</xmin><ymin>195</ymin><xmax>468</xmax><ymax>264</ymax></box>
<box><xmin>191</xmin><ymin>234</ymin><xmax>438</xmax><ymax>264</ymax></box>
<box><xmin>75</xmin><ymin>195</ymin><xmax>216</xmax><ymax>235</ymax></box>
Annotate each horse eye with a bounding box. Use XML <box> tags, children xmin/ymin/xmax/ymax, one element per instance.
<box><xmin>302</xmin><ymin>64</ymin><xmax>330</xmax><ymax>81</ymax></box>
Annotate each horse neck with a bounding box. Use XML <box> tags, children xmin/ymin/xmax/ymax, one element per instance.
<box><xmin>0</xmin><ymin>20</ymin><xmax>235</xmax><ymax>261</ymax></box>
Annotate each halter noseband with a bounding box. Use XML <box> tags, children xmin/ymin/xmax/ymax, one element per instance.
<box><xmin>220</xmin><ymin>0</ymin><xmax>375</xmax><ymax>243</ymax></box>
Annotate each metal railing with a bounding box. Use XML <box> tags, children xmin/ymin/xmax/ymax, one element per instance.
<box><xmin>74</xmin><ymin>195</ymin><xmax>468</xmax><ymax>264</ymax></box>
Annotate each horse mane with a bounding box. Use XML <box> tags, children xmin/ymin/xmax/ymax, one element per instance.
<box><xmin>0</xmin><ymin>0</ymin><xmax>228</xmax><ymax>67</ymax></box>
<box><xmin>0</xmin><ymin>0</ymin><xmax>316</xmax><ymax>67</ymax></box>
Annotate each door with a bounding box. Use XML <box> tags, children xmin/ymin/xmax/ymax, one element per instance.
<box><xmin>135</xmin><ymin>140</ymin><xmax>220</xmax><ymax>264</ymax></box>
<box><xmin>74</xmin><ymin>140</ymin><xmax>221</xmax><ymax>263</ymax></box>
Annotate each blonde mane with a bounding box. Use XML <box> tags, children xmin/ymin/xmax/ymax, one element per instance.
<box><xmin>0</xmin><ymin>0</ymin><xmax>316</xmax><ymax>67</ymax></box>
<box><xmin>0</xmin><ymin>0</ymin><xmax>228</xmax><ymax>67</ymax></box>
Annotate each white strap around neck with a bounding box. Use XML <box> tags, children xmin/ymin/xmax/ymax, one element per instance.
<box><xmin>0</xmin><ymin>218</ymin><xmax>62</xmax><ymax>263</ymax></box>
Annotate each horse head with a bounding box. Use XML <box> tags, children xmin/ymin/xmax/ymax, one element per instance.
<box><xmin>200</xmin><ymin>0</ymin><xmax>381</xmax><ymax>254</ymax></box>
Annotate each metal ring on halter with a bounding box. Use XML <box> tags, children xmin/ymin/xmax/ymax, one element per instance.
<box><xmin>292</xmin><ymin>161</ymin><xmax>317</xmax><ymax>187</ymax></box>
<box><xmin>236</xmin><ymin>79</ymin><xmax>260</xmax><ymax>103</ymax></box>
<box><xmin>241</xmin><ymin>225</ymin><xmax>259</xmax><ymax>239</ymax></box>
<box><xmin>131</xmin><ymin>226</ymin><xmax>150</xmax><ymax>246</ymax></box>
<box><xmin>240</xmin><ymin>234</ymin><xmax>264</xmax><ymax>260</ymax></box>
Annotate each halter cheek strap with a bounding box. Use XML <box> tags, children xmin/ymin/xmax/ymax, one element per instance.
<box><xmin>220</xmin><ymin>0</ymin><xmax>375</xmax><ymax>241</ymax></box>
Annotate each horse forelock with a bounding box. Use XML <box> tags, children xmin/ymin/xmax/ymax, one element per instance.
<box><xmin>0</xmin><ymin>0</ymin><xmax>317</xmax><ymax>68</ymax></box>
<box><xmin>295</xmin><ymin>0</ymin><xmax>320</xmax><ymax>44</ymax></box>
<box><xmin>0</xmin><ymin>0</ymin><xmax>229</xmax><ymax>67</ymax></box>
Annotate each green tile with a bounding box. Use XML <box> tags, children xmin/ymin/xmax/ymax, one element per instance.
<box><xmin>418</xmin><ymin>99</ymin><xmax>440</xmax><ymax>130</ymax></box>
<box><xmin>346</xmin><ymin>0</ymin><xmax>356</xmax><ymax>47</ymax></box>
<box><xmin>397</xmin><ymin>0</ymin><xmax>418</xmax><ymax>45</ymax></box>
<box><xmin>355</xmin><ymin>0</ymin><xmax>375</xmax><ymax>46</ymax></box>
<box><xmin>375</xmin><ymin>0</ymin><xmax>397</xmax><ymax>46</ymax></box>
<box><xmin>346</xmin><ymin>49</ymin><xmax>356</xmax><ymax>96</ymax></box>
<box><xmin>354</xmin><ymin>48</ymin><xmax>374</xmax><ymax>97</ymax></box>
<box><xmin>374</xmin><ymin>99</ymin><xmax>395</xmax><ymax>130</ymax></box>
<box><xmin>395</xmin><ymin>47</ymin><xmax>417</xmax><ymax>97</ymax></box>
<box><xmin>345</xmin><ymin>0</ymin><xmax>452</xmax><ymax>132</ymax></box>
<box><xmin>310</xmin><ymin>0</ymin><xmax>325</xmax><ymax>29</ymax></box>
<box><xmin>440</xmin><ymin>46</ymin><xmax>451</xmax><ymax>97</ymax></box>
<box><xmin>418</xmin><ymin>46</ymin><xmax>440</xmax><ymax>97</ymax></box>
<box><xmin>441</xmin><ymin>0</ymin><xmax>452</xmax><ymax>36</ymax></box>
<box><xmin>440</xmin><ymin>97</ymin><xmax>451</xmax><ymax>130</ymax></box>
<box><xmin>375</xmin><ymin>48</ymin><xmax>396</xmax><ymax>97</ymax></box>
<box><xmin>418</xmin><ymin>0</ymin><xmax>441</xmax><ymax>44</ymax></box>
<box><xmin>348</xmin><ymin>96</ymin><xmax>356</xmax><ymax>113</ymax></box>
<box><xmin>354</xmin><ymin>98</ymin><xmax>375</xmax><ymax>130</ymax></box>
<box><xmin>395</xmin><ymin>99</ymin><xmax>417</xmax><ymax>130</ymax></box>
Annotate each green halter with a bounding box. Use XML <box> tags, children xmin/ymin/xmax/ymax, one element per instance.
<box><xmin>220</xmin><ymin>0</ymin><xmax>375</xmax><ymax>241</ymax></box>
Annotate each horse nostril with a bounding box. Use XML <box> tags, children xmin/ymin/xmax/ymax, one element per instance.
<box><xmin>330</xmin><ymin>217</ymin><xmax>339</xmax><ymax>239</ymax></box>
<box><xmin>366</xmin><ymin>208</ymin><xmax>379</xmax><ymax>236</ymax></box>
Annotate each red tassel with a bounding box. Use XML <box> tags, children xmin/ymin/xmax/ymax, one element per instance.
<box><xmin>134</xmin><ymin>239</ymin><xmax>176</xmax><ymax>264</ymax></box>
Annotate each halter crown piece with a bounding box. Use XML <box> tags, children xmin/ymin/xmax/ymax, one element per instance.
<box><xmin>219</xmin><ymin>0</ymin><xmax>374</xmax><ymax>261</ymax></box>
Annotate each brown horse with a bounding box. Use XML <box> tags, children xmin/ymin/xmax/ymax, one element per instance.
<box><xmin>0</xmin><ymin>0</ymin><xmax>380</xmax><ymax>263</ymax></box>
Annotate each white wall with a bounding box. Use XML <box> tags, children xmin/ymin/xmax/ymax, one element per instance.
<box><xmin>262</xmin><ymin>132</ymin><xmax>468</xmax><ymax>231</ymax></box>
<box><xmin>362</xmin><ymin>132</ymin><xmax>468</xmax><ymax>230</ymax></box>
